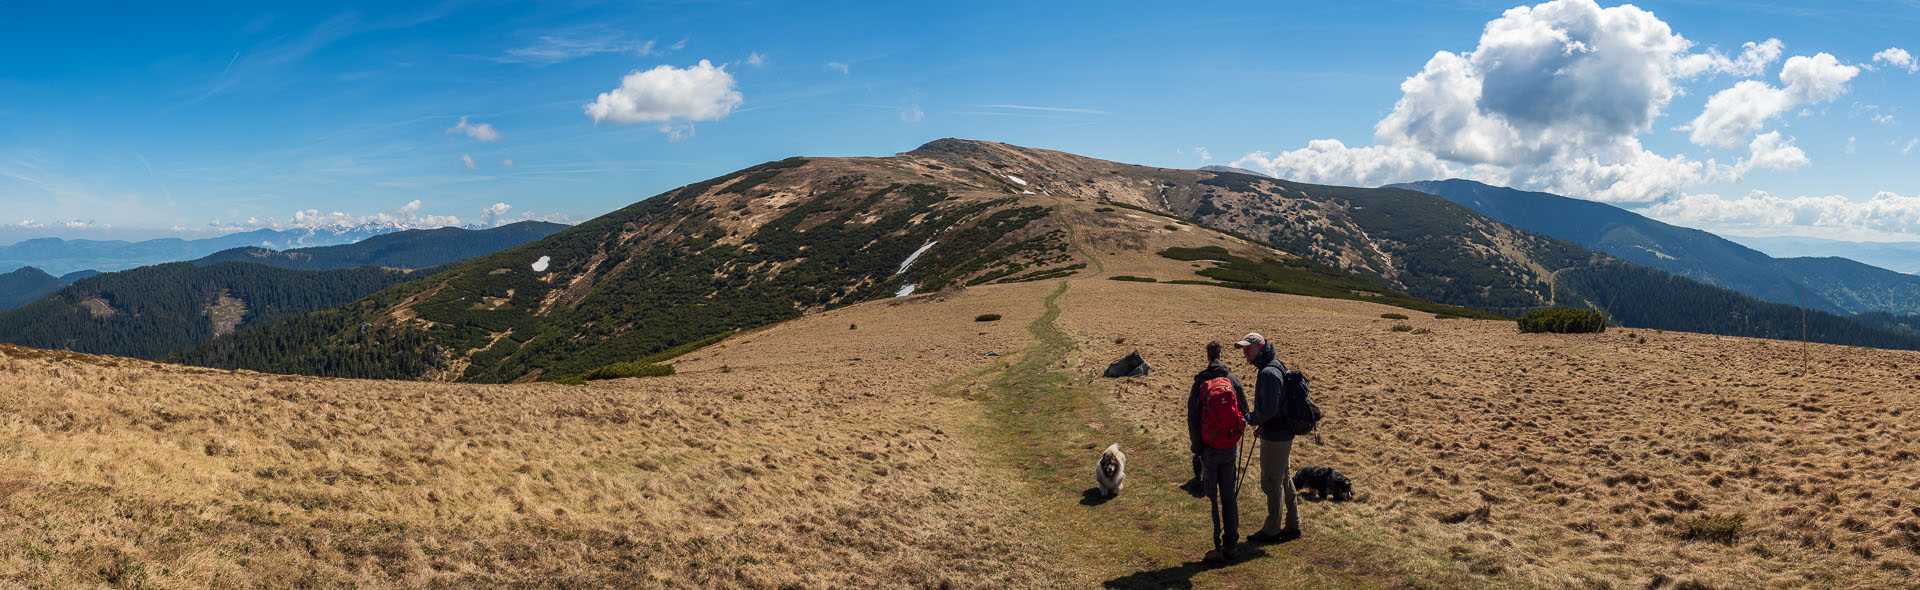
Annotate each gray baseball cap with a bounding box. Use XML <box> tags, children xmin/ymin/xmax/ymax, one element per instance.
<box><xmin>1234</xmin><ymin>332</ymin><xmax>1264</xmax><ymax>348</ymax></box>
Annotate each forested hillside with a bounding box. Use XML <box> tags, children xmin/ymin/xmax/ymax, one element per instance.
<box><xmin>0</xmin><ymin>267</ymin><xmax>66</xmax><ymax>311</ymax></box>
<box><xmin>0</xmin><ymin>262</ymin><xmax>443</xmax><ymax>359</ymax></box>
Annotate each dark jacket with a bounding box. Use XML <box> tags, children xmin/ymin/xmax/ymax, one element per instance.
<box><xmin>1244</xmin><ymin>344</ymin><xmax>1292</xmax><ymax>441</ymax></box>
<box><xmin>1187</xmin><ymin>360</ymin><xmax>1250</xmax><ymax>454</ymax></box>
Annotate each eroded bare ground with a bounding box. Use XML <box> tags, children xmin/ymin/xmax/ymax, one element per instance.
<box><xmin>1062</xmin><ymin>278</ymin><xmax>1920</xmax><ymax>589</ymax></box>
<box><xmin>4</xmin><ymin>274</ymin><xmax>1919</xmax><ymax>589</ymax></box>
<box><xmin>0</xmin><ymin>282</ymin><xmax>1061</xmax><ymax>589</ymax></box>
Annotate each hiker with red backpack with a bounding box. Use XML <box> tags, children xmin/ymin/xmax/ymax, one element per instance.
<box><xmin>1188</xmin><ymin>341</ymin><xmax>1249</xmax><ymax>562</ymax></box>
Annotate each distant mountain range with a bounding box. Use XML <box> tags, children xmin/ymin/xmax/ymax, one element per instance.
<box><xmin>1389</xmin><ymin>179</ymin><xmax>1920</xmax><ymax>317</ymax></box>
<box><xmin>189</xmin><ymin>221</ymin><xmax>569</xmax><ymax>271</ymax></box>
<box><xmin>0</xmin><ymin>223</ymin><xmax>467</xmax><ymax>277</ymax></box>
<box><xmin>1726</xmin><ymin>235</ymin><xmax>1920</xmax><ymax>275</ymax></box>
<box><xmin>0</xmin><ymin>221</ymin><xmax>567</xmax><ymax>359</ymax></box>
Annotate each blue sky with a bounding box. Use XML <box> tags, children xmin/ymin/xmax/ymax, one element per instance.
<box><xmin>2</xmin><ymin>0</ymin><xmax>1917</xmax><ymax>243</ymax></box>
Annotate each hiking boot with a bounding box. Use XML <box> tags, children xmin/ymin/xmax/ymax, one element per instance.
<box><xmin>1248</xmin><ymin>529</ymin><xmax>1301</xmax><ymax>544</ymax></box>
<box><xmin>1203</xmin><ymin>548</ymin><xmax>1228</xmax><ymax>563</ymax></box>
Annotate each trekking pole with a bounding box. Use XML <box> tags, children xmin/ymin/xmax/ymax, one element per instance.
<box><xmin>1233</xmin><ymin>424</ymin><xmax>1252</xmax><ymax>506</ymax></box>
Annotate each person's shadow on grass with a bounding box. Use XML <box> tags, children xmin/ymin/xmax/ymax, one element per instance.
<box><xmin>1080</xmin><ymin>487</ymin><xmax>1115</xmax><ymax>506</ymax></box>
<box><xmin>1179</xmin><ymin>477</ymin><xmax>1204</xmax><ymax>498</ymax></box>
<box><xmin>1101</xmin><ymin>545</ymin><xmax>1271</xmax><ymax>589</ymax></box>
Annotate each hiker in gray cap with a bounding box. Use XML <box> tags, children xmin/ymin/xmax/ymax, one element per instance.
<box><xmin>1238</xmin><ymin>332</ymin><xmax>1300</xmax><ymax>543</ymax></box>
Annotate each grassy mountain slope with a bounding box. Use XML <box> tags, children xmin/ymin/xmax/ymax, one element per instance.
<box><xmin>192</xmin><ymin>221</ymin><xmax>568</xmax><ymax>271</ymax></box>
<box><xmin>906</xmin><ymin>140</ymin><xmax>1920</xmax><ymax>349</ymax></box>
<box><xmin>177</xmin><ymin>141</ymin><xmax>1920</xmax><ymax>382</ymax></box>
<box><xmin>1391</xmin><ymin>179</ymin><xmax>1920</xmax><ymax>315</ymax></box>
<box><xmin>0</xmin><ymin>262</ymin><xmax>442</xmax><ymax>359</ymax></box>
<box><xmin>176</xmin><ymin>157</ymin><xmax>1091</xmax><ymax>382</ymax></box>
<box><xmin>0</xmin><ymin>266</ymin><xmax>66</xmax><ymax>311</ymax></box>
<box><xmin>916</xmin><ymin>139</ymin><xmax>1588</xmax><ymax>312</ymax></box>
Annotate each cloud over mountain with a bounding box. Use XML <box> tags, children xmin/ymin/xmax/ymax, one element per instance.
<box><xmin>1231</xmin><ymin>0</ymin><xmax>1850</xmax><ymax>207</ymax></box>
<box><xmin>1684</xmin><ymin>53</ymin><xmax>1858</xmax><ymax>149</ymax></box>
<box><xmin>584</xmin><ymin>60</ymin><xmax>742</xmax><ymax>139</ymax></box>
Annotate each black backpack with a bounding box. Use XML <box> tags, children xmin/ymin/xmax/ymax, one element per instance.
<box><xmin>1281</xmin><ymin>368</ymin><xmax>1321</xmax><ymax>435</ymax></box>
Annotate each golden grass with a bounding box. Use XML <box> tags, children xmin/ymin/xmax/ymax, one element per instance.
<box><xmin>5</xmin><ymin>246</ymin><xmax>1919</xmax><ymax>589</ymax></box>
<box><xmin>1060</xmin><ymin>278</ymin><xmax>1920</xmax><ymax>589</ymax></box>
<box><xmin>0</xmin><ymin>283</ymin><xmax>1060</xmax><ymax>588</ymax></box>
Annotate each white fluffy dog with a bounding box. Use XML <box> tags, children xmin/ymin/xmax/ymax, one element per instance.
<box><xmin>1096</xmin><ymin>443</ymin><xmax>1126</xmax><ymax>497</ymax></box>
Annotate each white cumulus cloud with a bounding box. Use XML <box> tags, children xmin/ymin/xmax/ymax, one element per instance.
<box><xmin>478</xmin><ymin>202</ymin><xmax>512</xmax><ymax>226</ymax></box>
<box><xmin>460</xmin><ymin>154</ymin><xmax>477</xmax><ymax>169</ymax></box>
<box><xmin>1684</xmin><ymin>53</ymin><xmax>1859</xmax><ymax>149</ymax></box>
<box><xmin>1736</xmin><ymin>131</ymin><xmax>1809</xmax><ymax>176</ymax></box>
<box><xmin>1232</xmin><ymin>0</ymin><xmax>1877</xmax><ymax>208</ymax></box>
<box><xmin>1237</xmin><ymin>0</ymin><xmax>1770</xmax><ymax>204</ymax></box>
<box><xmin>1233</xmin><ymin>139</ymin><xmax>1456</xmax><ymax>188</ymax></box>
<box><xmin>446</xmin><ymin>116</ymin><xmax>501</xmax><ymax>141</ymax></box>
<box><xmin>1873</xmin><ymin>47</ymin><xmax>1918</xmax><ymax>73</ymax></box>
<box><xmin>1641</xmin><ymin>190</ymin><xmax>1920</xmax><ymax>239</ymax></box>
<box><xmin>1675</xmin><ymin>38</ymin><xmax>1784</xmax><ymax>78</ymax></box>
<box><xmin>584</xmin><ymin>60</ymin><xmax>743</xmax><ymax>138</ymax></box>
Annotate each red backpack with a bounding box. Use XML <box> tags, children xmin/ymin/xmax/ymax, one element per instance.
<box><xmin>1200</xmin><ymin>377</ymin><xmax>1246</xmax><ymax>449</ymax></box>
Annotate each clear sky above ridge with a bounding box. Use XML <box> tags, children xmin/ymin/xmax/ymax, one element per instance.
<box><xmin>2</xmin><ymin>0</ymin><xmax>1917</xmax><ymax>243</ymax></box>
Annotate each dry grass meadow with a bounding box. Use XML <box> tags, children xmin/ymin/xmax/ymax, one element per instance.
<box><xmin>4</xmin><ymin>204</ymin><xmax>1919</xmax><ymax>588</ymax></box>
<box><xmin>1063</xmin><ymin>278</ymin><xmax>1920</xmax><ymax>589</ymax></box>
<box><xmin>0</xmin><ymin>283</ymin><xmax>1061</xmax><ymax>588</ymax></box>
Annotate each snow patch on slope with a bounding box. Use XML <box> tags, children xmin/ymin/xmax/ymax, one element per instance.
<box><xmin>896</xmin><ymin>241</ymin><xmax>936</xmax><ymax>275</ymax></box>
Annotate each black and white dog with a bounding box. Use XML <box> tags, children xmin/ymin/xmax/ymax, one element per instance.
<box><xmin>1292</xmin><ymin>466</ymin><xmax>1354</xmax><ymax>501</ymax></box>
<box><xmin>1096</xmin><ymin>443</ymin><xmax>1127</xmax><ymax>496</ymax></box>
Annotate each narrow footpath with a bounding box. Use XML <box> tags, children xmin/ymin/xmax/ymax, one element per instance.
<box><xmin>965</xmin><ymin>280</ymin><xmax>1407</xmax><ymax>589</ymax></box>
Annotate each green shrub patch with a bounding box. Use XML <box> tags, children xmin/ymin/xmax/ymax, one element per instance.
<box><xmin>1518</xmin><ymin>308</ymin><xmax>1608</xmax><ymax>334</ymax></box>
<box><xmin>1157</xmin><ymin>247</ymin><xmax>1505</xmax><ymax>320</ymax></box>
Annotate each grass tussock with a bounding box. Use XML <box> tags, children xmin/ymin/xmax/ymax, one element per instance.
<box><xmin>1381</xmin><ymin>313</ymin><xmax>1409</xmax><ymax>320</ymax></box>
<box><xmin>1682</xmin><ymin>513</ymin><xmax>1746</xmax><ymax>545</ymax></box>
<box><xmin>975</xmin><ymin>313</ymin><xmax>1002</xmax><ymax>322</ymax></box>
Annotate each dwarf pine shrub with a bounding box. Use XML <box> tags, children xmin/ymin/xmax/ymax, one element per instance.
<box><xmin>1518</xmin><ymin>308</ymin><xmax>1607</xmax><ymax>334</ymax></box>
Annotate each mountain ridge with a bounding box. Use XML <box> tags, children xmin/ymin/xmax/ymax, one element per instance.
<box><xmin>175</xmin><ymin>139</ymin><xmax>1920</xmax><ymax>384</ymax></box>
<box><xmin>1389</xmin><ymin>178</ymin><xmax>1920</xmax><ymax>316</ymax></box>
